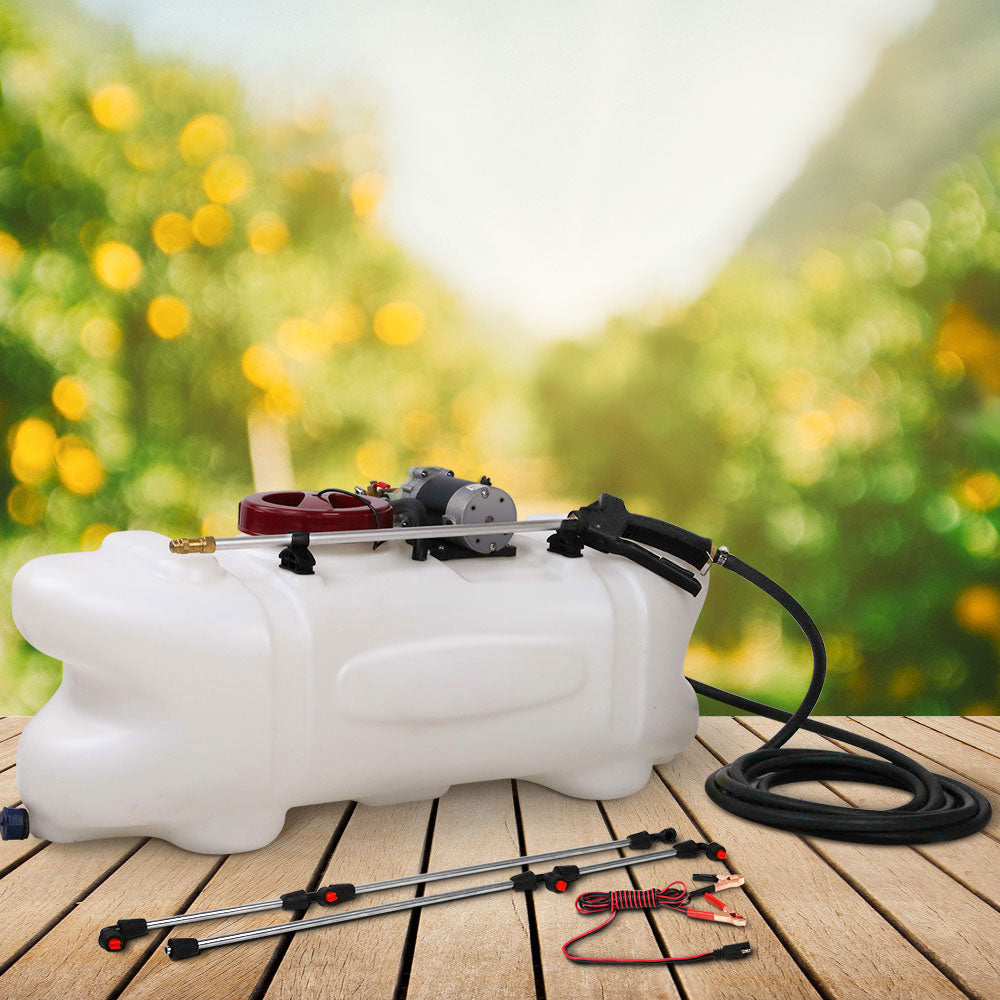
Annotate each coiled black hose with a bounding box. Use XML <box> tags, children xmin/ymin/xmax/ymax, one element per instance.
<box><xmin>688</xmin><ymin>550</ymin><xmax>993</xmax><ymax>845</ymax></box>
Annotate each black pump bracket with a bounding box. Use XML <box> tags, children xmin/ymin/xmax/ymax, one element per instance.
<box><xmin>278</xmin><ymin>531</ymin><xmax>316</xmax><ymax>575</ymax></box>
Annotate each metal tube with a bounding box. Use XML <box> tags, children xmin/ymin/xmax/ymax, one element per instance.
<box><xmin>169</xmin><ymin>845</ymin><xmax>682</xmax><ymax>956</ymax></box>
<box><xmin>147</xmin><ymin>833</ymin><xmax>638</xmax><ymax>930</ymax></box>
<box><xmin>169</xmin><ymin>517</ymin><xmax>567</xmax><ymax>554</ymax></box>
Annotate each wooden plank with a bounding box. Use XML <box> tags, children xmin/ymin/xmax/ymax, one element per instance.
<box><xmin>0</xmin><ymin>718</ymin><xmax>27</xmax><ymax>743</ymax></box>
<box><xmin>654</xmin><ymin>725</ymin><xmax>967</xmax><ymax>999</ymax></box>
<box><xmin>0</xmin><ymin>837</ymin><xmax>221</xmax><ymax>999</ymax></box>
<box><xmin>0</xmin><ymin>737</ymin><xmax>19</xmax><ymax>771</ymax></box>
<box><xmin>850</xmin><ymin>717</ymin><xmax>1000</xmax><ymax>795</ymax></box>
<box><xmin>965</xmin><ymin>716</ymin><xmax>1000</xmax><ymax>735</ymax></box>
<box><xmin>699</xmin><ymin>718</ymin><xmax>1000</xmax><ymax>1000</ymax></box>
<box><xmin>404</xmin><ymin>780</ymin><xmax>536</xmax><ymax>1000</ymax></box>
<box><xmin>0</xmin><ymin>767</ymin><xmax>44</xmax><ymax>875</ymax></box>
<box><xmin>515</xmin><ymin>779</ymin><xmax>685</xmax><ymax>1000</ymax></box>
<box><xmin>0</xmin><ymin>835</ymin><xmax>142</xmax><ymax>970</ymax></box>
<box><xmin>115</xmin><ymin>803</ymin><xmax>346</xmax><ymax>1000</ymax></box>
<box><xmin>910</xmin><ymin>716</ymin><xmax>1000</xmax><ymax>760</ymax></box>
<box><xmin>263</xmin><ymin>798</ymin><xmax>434</xmax><ymax>1000</ymax></box>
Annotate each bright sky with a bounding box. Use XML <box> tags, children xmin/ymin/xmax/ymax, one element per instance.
<box><xmin>79</xmin><ymin>0</ymin><xmax>931</xmax><ymax>334</ymax></box>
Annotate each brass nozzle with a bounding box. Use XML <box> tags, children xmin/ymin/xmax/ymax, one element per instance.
<box><xmin>169</xmin><ymin>536</ymin><xmax>216</xmax><ymax>554</ymax></box>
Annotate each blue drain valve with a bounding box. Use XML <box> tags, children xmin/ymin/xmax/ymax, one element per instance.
<box><xmin>0</xmin><ymin>806</ymin><xmax>29</xmax><ymax>840</ymax></box>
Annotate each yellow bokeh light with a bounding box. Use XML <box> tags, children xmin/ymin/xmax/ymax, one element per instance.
<box><xmin>146</xmin><ymin>294</ymin><xmax>191</xmax><ymax>339</ymax></box>
<box><xmin>355</xmin><ymin>439</ymin><xmax>397</xmax><ymax>481</ymax></box>
<box><xmin>10</xmin><ymin>418</ymin><xmax>57</xmax><ymax>483</ymax></box>
<box><xmin>247</xmin><ymin>211</ymin><xmax>290</xmax><ymax>254</ymax></box>
<box><xmin>202</xmin><ymin>155</ymin><xmax>251</xmax><ymax>204</ymax></box>
<box><xmin>7</xmin><ymin>485</ymin><xmax>46</xmax><ymax>526</ymax></box>
<box><xmin>322</xmin><ymin>302</ymin><xmax>365</xmax><ymax>343</ymax></box>
<box><xmin>80</xmin><ymin>523</ymin><xmax>116</xmax><ymax>551</ymax></box>
<box><xmin>191</xmin><ymin>203</ymin><xmax>233</xmax><ymax>246</ymax></box>
<box><xmin>350</xmin><ymin>172</ymin><xmax>384</xmax><ymax>218</ymax></box>
<box><xmin>960</xmin><ymin>471</ymin><xmax>1000</xmax><ymax>512</ymax></box>
<box><xmin>93</xmin><ymin>241</ymin><xmax>143</xmax><ymax>291</ymax></box>
<box><xmin>400</xmin><ymin>410</ymin><xmax>438</xmax><ymax>450</ymax></box>
<box><xmin>955</xmin><ymin>585</ymin><xmax>1000</xmax><ymax>638</ymax></box>
<box><xmin>241</xmin><ymin>343</ymin><xmax>285</xmax><ymax>388</ymax></box>
<box><xmin>794</xmin><ymin>409</ymin><xmax>836</xmax><ymax>452</ymax></box>
<box><xmin>55</xmin><ymin>437</ymin><xmax>104</xmax><ymax>495</ymax></box>
<box><xmin>90</xmin><ymin>82</ymin><xmax>141</xmax><ymax>131</ymax></box>
<box><xmin>178</xmin><ymin>113</ymin><xmax>233</xmax><ymax>165</ymax></box>
<box><xmin>51</xmin><ymin>376</ymin><xmax>89</xmax><ymax>421</ymax></box>
<box><xmin>0</xmin><ymin>231</ymin><xmax>23</xmax><ymax>277</ymax></box>
<box><xmin>374</xmin><ymin>301</ymin><xmax>425</xmax><ymax>346</ymax></box>
<box><xmin>152</xmin><ymin>212</ymin><xmax>193</xmax><ymax>254</ymax></box>
<box><xmin>201</xmin><ymin>511</ymin><xmax>236</xmax><ymax>538</ymax></box>
<box><xmin>264</xmin><ymin>379</ymin><xmax>303</xmax><ymax>417</ymax></box>
<box><xmin>80</xmin><ymin>316</ymin><xmax>122</xmax><ymax>358</ymax></box>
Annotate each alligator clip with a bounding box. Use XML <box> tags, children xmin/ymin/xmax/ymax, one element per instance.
<box><xmin>712</xmin><ymin>874</ymin><xmax>745</xmax><ymax>893</ymax></box>
<box><xmin>682</xmin><ymin>905</ymin><xmax>747</xmax><ymax>926</ymax></box>
<box><xmin>700</xmin><ymin>890</ymin><xmax>747</xmax><ymax>925</ymax></box>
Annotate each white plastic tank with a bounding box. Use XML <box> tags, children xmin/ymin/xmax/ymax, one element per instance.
<box><xmin>10</xmin><ymin>521</ymin><xmax>707</xmax><ymax>854</ymax></box>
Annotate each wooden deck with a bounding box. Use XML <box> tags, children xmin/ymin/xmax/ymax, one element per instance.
<box><xmin>1</xmin><ymin>715</ymin><xmax>999</xmax><ymax>999</ymax></box>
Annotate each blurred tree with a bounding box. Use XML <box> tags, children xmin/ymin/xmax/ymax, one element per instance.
<box><xmin>537</xmin><ymin>143</ymin><xmax>1000</xmax><ymax>716</ymax></box>
<box><xmin>0</xmin><ymin>0</ymin><xmax>511</xmax><ymax>711</ymax></box>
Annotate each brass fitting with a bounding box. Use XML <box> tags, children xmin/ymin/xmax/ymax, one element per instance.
<box><xmin>168</xmin><ymin>536</ymin><xmax>216</xmax><ymax>554</ymax></box>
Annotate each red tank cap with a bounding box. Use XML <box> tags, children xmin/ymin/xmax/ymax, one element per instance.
<box><xmin>238</xmin><ymin>490</ymin><xmax>394</xmax><ymax>535</ymax></box>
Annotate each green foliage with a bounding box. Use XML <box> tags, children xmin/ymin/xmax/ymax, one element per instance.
<box><xmin>537</xmin><ymin>144</ymin><xmax>1000</xmax><ymax>716</ymax></box>
<box><xmin>0</xmin><ymin>0</ymin><xmax>504</xmax><ymax>711</ymax></box>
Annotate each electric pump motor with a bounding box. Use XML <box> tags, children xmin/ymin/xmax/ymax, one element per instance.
<box><xmin>392</xmin><ymin>466</ymin><xmax>516</xmax><ymax>554</ymax></box>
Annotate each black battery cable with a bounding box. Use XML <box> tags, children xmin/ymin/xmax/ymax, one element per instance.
<box><xmin>549</xmin><ymin>494</ymin><xmax>993</xmax><ymax>846</ymax></box>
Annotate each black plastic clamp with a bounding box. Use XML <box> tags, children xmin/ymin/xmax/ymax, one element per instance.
<box><xmin>280</xmin><ymin>882</ymin><xmax>357</xmax><ymax>910</ymax></box>
<box><xmin>278</xmin><ymin>531</ymin><xmax>316</xmax><ymax>575</ymax></box>
<box><xmin>626</xmin><ymin>827</ymin><xmax>677</xmax><ymax>850</ymax></box>
<box><xmin>510</xmin><ymin>870</ymin><xmax>541</xmax><ymax>892</ymax></box>
<box><xmin>165</xmin><ymin>937</ymin><xmax>200</xmax><ymax>961</ymax></box>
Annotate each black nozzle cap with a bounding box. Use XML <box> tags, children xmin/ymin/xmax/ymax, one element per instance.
<box><xmin>98</xmin><ymin>917</ymin><xmax>148</xmax><ymax>951</ymax></box>
<box><xmin>706</xmin><ymin>841</ymin><xmax>727</xmax><ymax>860</ymax></box>
<box><xmin>165</xmin><ymin>937</ymin><xmax>201</xmax><ymax>961</ymax></box>
<box><xmin>0</xmin><ymin>806</ymin><xmax>29</xmax><ymax>840</ymax></box>
<box><xmin>714</xmin><ymin>941</ymin><xmax>753</xmax><ymax>960</ymax></box>
<box><xmin>99</xmin><ymin>926</ymin><xmax>125</xmax><ymax>952</ymax></box>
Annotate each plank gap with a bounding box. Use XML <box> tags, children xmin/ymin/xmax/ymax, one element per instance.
<box><xmin>251</xmin><ymin>799</ymin><xmax>358</xmax><ymax>1000</ymax></box>
<box><xmin>391</xmin><ymin>795</ymin><xmax>439</xmax><ymax>1000</ymax></box>
<box><xmin>511</xmin><ymin>778</ymin><xmax>547</xmax><ymax>1000</ymax></box>
<box><xmin>0</xmin><ymin>837</ymin><xmax>150</xmax><ymax>977</ymax></box>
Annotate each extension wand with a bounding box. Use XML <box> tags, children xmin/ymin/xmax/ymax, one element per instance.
<box><xmin>99</xmin><ymin>826</ymin><xmax>691</xmax><ymax>951</ymax></box>
<box><xmin>162</xmin><ymin>840</ymin><xmax>742</xmax><ymax>962</ymax></box>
